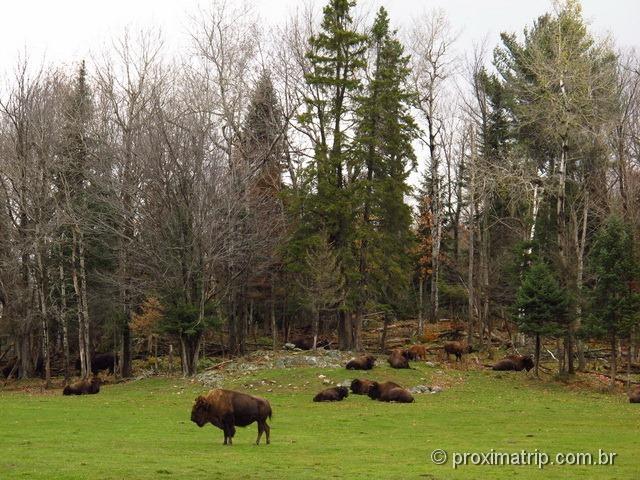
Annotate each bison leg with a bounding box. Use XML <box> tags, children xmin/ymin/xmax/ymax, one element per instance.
<box><xmin>256</xmin><ymin>422</ymin><xmax>264</xmax><ymax>445</ymax></box>
<box><xmin>264</xmin><ymin>421</ymin><xmax>270</xmax><ymax>445</ymax></box>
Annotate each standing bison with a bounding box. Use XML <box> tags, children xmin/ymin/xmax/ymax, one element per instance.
<box><xmin>346</xmin><ymin>355</ymin><xmax>376</xmax><ymax>370</ymax></box>
<box><xmin>628</xmin><ymin>386</ymin><xmax>640</xmax><ymax>403</ymax></box>
<box><xmin>63</xmin><ymin>377</ymin><xmax>101</xmax><ymax>395</ymax></box>
<box><xmin>406</xmin><ymin>344</ymin><xmax>427</xmax><ymax>361</ymax></box>
<box><xmin>492</xmin><ymin>355</ymin><xmax>534</xmax><ymax>372</ymax></box>
<box><xmin>191</xmin><ymin>389</ymin><xmax>272</xmax><ymax>445</ymax></box>
<box><xmin>443</xmin><ymin>341</ymin><xmax>473</xmax><ymax>362</ymax></box>
<box><xmin>75</xmin><ymin>353</ymin><xmax>117</xmax><ymax>375</ymax></box>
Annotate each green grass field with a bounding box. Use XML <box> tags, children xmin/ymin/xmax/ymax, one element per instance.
<box><xmin>1</xmin><ymin>363</ymin><xmax>639</xmax><ymax>479</ymax></box>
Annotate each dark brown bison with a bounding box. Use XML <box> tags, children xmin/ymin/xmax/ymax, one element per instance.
<box><xmin>346</xmin><ymin>355</ymin><xmax>376</xmax><ymax>370</ymax></box>
<box><xmin>368</xmin><ymin>381</ymin><xmax>414</xmax><ymax>403</ymax></box>
<box><xmin>75</xmin><ymin>353</ymin><xmax>117</xmax><ymax>375</ymax></box>
<box><xmin>191</xmin><ymin>389</ymin><xmax>272</xmax><ymax>446</ymax></box>
<box><xmin>313</xmin><ymin>386</ymin><xmax>349</xmax><ymax>402</ymax></box>
<box><xmin>350</xmin><ymin>378</ymin><xmax>375</xmax><ymax>395</ymax></box>
<box><xmin>492</xmin><ymin>355</ymin><xmax>534</xmax><ymax>372</ymax></box>
<box><xmin>63</xmin><ymin>377</ymin><xmax>101</xmax><ymax>396</ymax></box>
<box><xmin>406</xmin><ymin>344</ymin><xmax>427</xmax><ymax>361</ymax></box>
<box><xmin>292</xmin><ymin>337</ymin><xmax>330</xmax><ymax>350</ymax></box>
<box><xmin>444</xmin><ymin>341</ymin><xmax>473</xmax><ymax>361</ymax></box>
<box><xmin>628</xmin><ymin>386</ymin><xmax>640</xmax><ymax>403</ymax></box>
<box><xmin>388</xmin><ymin>350</ymin><xmax>410</xmax><ymax>369</ymax></box>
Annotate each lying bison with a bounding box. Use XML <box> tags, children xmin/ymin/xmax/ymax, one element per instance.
<box><xmin>388</xmin><ymin>349</ymin><xmax>410</xmax><ymax>369</ymax></box>
<box><xmin>350</xmin><ymin>378</ymin><xmax>375</xmax><ymax>395</ymax></box>
<box><xmin>191</xmin><ymin>389</ymin><xmax>272</xmax><ymax>446</ymax></box>
<box><xmin>292</xmin><ymin>337</ymin><xmax>330</xmax><ymax>350</ymax></box>
<box><xmin>628</xmin><ymin>386</ymin><xmax>640</xmax><ymax>403</ymax></box>
<box><xmin>346</xmin><ymin>355</ymin><xmax>376</xmax><ymax>370</ymax></box>
<box><xmin>492</xmin><ymin>355</ymin><xmax>534</xmax><ymax>372</ymax></box>
<box><xmin>75</xmin><ymin>353</ymin><xmax>117</xmax><ymax>375</ymax></box>
<box><xmin>444</xmin><ymin>341</ymin><xmax>473</xmax><ymax>361</ymax></box>
<box><xmin>63</xmin><ymin>377</ymin><xmax>101</xmax><ymax>396</ymax></box>
<box><xmin>368</xmin><ymin>381</ymin><xmax>414</xmax><ymax>403</ymax></box>
<box><xmin>406</xmin><ymin>344</ymin><xmax>427</xmax><ymax>361</ymax></box>
<box><xmin>313</xmin><ymin>386</ymin><xmax>348</xmax><ymax>402</ymax></box>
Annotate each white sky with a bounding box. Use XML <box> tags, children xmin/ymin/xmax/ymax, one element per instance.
<box><xmin>2</xmin><ymin>0</ymin><xmax>639</xmax><ymax>72</ymax></box>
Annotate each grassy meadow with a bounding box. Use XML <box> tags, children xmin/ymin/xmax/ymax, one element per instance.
<box><xmin>1</xmin><ymin>363</ymin><xmax>639</xmax><ymax>479</ymax></box>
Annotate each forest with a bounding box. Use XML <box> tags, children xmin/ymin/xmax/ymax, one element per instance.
<box><xmin>1</xmin><ymin>0</ymin><xmax>639</xmax><ymax>387</ymax></box>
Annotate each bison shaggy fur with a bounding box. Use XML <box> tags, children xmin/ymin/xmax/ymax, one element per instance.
<box><xmin>492</xmin><ymin>355</ymin><xmax>534</xmax><ymax>372</ymax></box>
<box><xmin>346</xmin><ymin>355</ymin><xmax>376</xmax><ymax>370</ymax></box>
<box><xmin>191</xmin><ymin>389</ymin><xmax>272</xmax><ymax>445</ymax></box>
<box><xmin>313</xmin><ymin>386</ymin><xmax>349</xmax><ymax>402</ymax></box>
<box><xmin>406</xmin><ymin>344</ymin><xmax>427</xmax><ymax>361</ymax></box>
<box><xmin>75</xmin><ymin>352</ymin><xmax>117</xmax><ymax>375</ymax></box>
<box><xmin>443</xmin><ymin>341</ymin><xmax>473</xmax><ymax>361</ymax></box>
<box><xmin>368</xmin><ymin>381</ymin><xmax>414</xmax><ymax>403</ymax></box>
<box><xmin>63</xmin><ymin>377</ymin><xmax>101</xmax><ymax>396</ymax></box>
<box><xmin>388</xmin><ymin>350</ymin><xmax>410</xmax><ymax>369</ymax></box>
<box><xmin>350</xmin><ymin>378</ymin><xmax>375</xmax><ymax>395</ymax></box>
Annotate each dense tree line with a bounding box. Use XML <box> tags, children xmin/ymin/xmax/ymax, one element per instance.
<box><xmin>1</xmin><ymin>0</ymin><xmax>639</xmax><ymax>382</ymax></box>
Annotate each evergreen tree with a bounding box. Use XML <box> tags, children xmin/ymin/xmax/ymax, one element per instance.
<box><xmin>353</xmin><ymin>7</ymin><xmax>418</xmax><ymax>345</ymax></box>
<box><xmin>515</xmin><ymin>262</ymin><xmax>569</xmax><ymax>375</ymax></box>
<box><xmin>586</xmin><ymin>216</ymin><xmax>639</xmax><ymax>387</ymax></box>
<box><xmin>299</xmin><ymin>0</ymin><xmax>367</xmax><ymax>349</ymax></box>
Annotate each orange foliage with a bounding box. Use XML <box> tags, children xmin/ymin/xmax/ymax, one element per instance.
<box><xmin>131</xmin><ymin>297</ymin><xmax>164</xmax><ymax>337</ymax></box>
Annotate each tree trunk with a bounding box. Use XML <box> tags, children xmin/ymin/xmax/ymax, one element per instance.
<box><xmin>72</xmin><ymin>228</ymin><xmax>88</xmax><ymax>379</ymax></box>
<box><xmin>35</xmin><ymin>237</ymin><xmax>50</xmax><ymax>388</ymax></box>
<box><xmin>312</xmin><ymin>307</ymin><xmax>320</xmax><ymax>350</ymax></box>
<box><xmin>467</xmin><ymin>143</ymin><xmax>476</xmax><ymax>345</ymax></box>
<box><xmin>271</xmin><ymin>293</ymin><xmax>277</xmax><ymax>351</ymax></box>
<box><xmin>380</xmin><ymin>311</ymin><xmax>391</xmax><ymax>352</ymax></box>
<box><xmin>77</xmin><ymin>228</ymin><xmax>91</xmax><ymax>378</ymax></box>
<box><xmin>59</xmin><ymin>262</ymin><xmax>70</xmax><ymax>381</ymax></box>
<box><xmin>535</xmin><ymin>333</ymin><xmax>541</xmax><ymax>377</ymax></box>
<box><xmin>610</xmin><ymin>333</ymin><xmax>617</xmax><ymax>390</ymax></box>
<box><xmin>417</xmin><ymin>278</ymin><xmax>424</xmax><ymax>335</ymax></box>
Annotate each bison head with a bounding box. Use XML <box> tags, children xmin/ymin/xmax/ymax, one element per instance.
<box><xmin>522</xmin><ymin>356</ymin><xmax>534</xmax><ymax>371</ymax></box>
<box><xmin>191</xmin><ymin>396</ymin><xmax>210</xmax><ymax>427</ymax></box>
<box><xmin>336</xmin><ymin>386</ymin><xmax>349</xmax><ymax>399</ymax></box>
<box><xmin>367</xmin><ymin>382</ymin><xmax>381</xmax><ymax>400</ymax></box>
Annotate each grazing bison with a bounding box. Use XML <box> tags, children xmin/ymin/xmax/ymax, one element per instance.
<box><xmin>443</xmin><ymin>341</ymin><xmax>473</xmax><ymax>362</ymax></box>
<box><xmin>191</xmin><ymin>389</ymin><xmax>272</xmax><ymax>446</ymax></box>
<box><xmin>350</xmin><ymin>378</ymin><xmax>375</xmax><ymax>395</ymax></box>
<box><xmin>406</xmin><ymin>344</ymin><xmax>427</xmax><ymax>361</ymax></box>
<box><xmin>492</xmin><ymin>355</ymin><xmax>534</xmax><ymax>372</ymax></box>
<box><xmin>313</xmin><ymin>386</ymin><xmax>349</xmax><ymax>402</ymax></box>
<box><xmin>388</xmin><ymin>350</ymin><xmax>410</xmax><ymax>369</ymax></box>
<box><xmin>628</xmin><ymin>386</ymin><xmax>640</xmax><ymax>403</ymax></box>
<box><xmin>63</xmin><ymin>377</ymin><xmax>101</xmax><ymax>396</ymax></box>
<box><xmin>346</xmin><ymin>355</ymin><xmax>376</xmax><ymax>370</ymax></box>
<box><xmin>368</xmin><ymin>381</ymin><xmax>414</xmax><ymax>403</ymax></box>
<box><xmin>75</xmin><ymin>353</ymin><xmax>117</xmax><ymax>375</ymax></box>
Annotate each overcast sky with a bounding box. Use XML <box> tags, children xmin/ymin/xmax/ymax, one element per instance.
<box><xmin>2</xmin><ymin>0</ymin><xmax>639</xmax><ymax>72</ymax></box>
